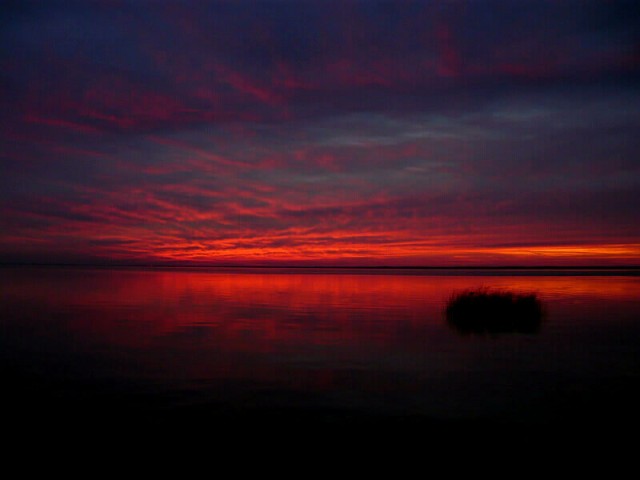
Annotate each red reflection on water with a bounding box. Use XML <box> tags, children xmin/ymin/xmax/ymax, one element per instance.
<box><xmin>7</xmin><ymin>269</ymin><xmax>452</xmax><ymax>340</ymax></box>
<box><xmin>0</xmin><ymin>269</ymin><xmax>455</xmax><ymax>387</ymax></box>
<box><xmin>2</xmin><ymin>268</ymin><xmax>639</xmax><ymax>392</ymax></box>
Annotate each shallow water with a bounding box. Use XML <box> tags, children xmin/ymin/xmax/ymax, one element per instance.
<box><xmin>2</xmin><ymin>266</ymin><xmax>639</xmax><ymax>430</ymax></box>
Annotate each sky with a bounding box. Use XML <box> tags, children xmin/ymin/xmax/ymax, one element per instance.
<box><xmin>1</xmin><ymin>0</ymin><xmax>640</xmax><ymax>266</ymax></box>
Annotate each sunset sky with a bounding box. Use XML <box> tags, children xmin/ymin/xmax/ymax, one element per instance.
<box><xmin>2</xmin><ymin>0</ymin><xmax>639</xmax><ymax>266</ymax></box>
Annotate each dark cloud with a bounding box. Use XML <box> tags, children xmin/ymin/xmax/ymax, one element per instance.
<box><xmin>1</xmin><ymin>1</ymin><xmax>639</xmax><ymax>265</ymax></box>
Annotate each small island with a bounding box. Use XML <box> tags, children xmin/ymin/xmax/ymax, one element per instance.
<box><xmin>445</xmin><ymin>288</ymin><xmax>544</xmax><ymax>335</ymax></box>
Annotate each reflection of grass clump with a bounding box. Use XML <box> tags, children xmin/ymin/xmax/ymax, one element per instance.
<box><xmin>445</xmin><ymin>288</ymin><xmax>543</xmax><ymax>335</ymax></box>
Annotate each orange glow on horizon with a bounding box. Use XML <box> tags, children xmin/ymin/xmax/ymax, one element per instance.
<box><xmin>105</xmin><ymin>239</ymin><xmax>640</xmax><ymax>266</ymax></box>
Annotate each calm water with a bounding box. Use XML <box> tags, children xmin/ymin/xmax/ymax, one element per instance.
<box><xmin>2</xmin><ymin>266</ymin><xmax>640</xmax><ymax>431</ymax></box>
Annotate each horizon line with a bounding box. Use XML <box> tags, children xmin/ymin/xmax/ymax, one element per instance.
<box><xmin>2</xmin><ymin>262</ymin><xmax>640</xmax><ymax>270</ymax></box>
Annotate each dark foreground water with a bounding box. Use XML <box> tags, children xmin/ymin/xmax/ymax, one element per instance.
<box><xmin>2</xmin><ymin>267</ymin><xmax>640</xmax><ymax>440</ymax></box>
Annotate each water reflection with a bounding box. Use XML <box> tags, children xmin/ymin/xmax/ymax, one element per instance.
<box><xmin>1</xmin><ymin>267</ymin><xmax>640</xmax><ymax>429</ymax></box>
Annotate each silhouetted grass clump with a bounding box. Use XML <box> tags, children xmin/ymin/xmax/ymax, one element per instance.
<box><xmin>445</xmin><ymin>288</ymin><xmax>543</xmax><ymax>335</ymax></box>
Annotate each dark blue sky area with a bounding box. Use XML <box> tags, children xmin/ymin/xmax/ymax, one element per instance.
<box><xmin>1</xmin><ymin>1</ymin><xmax>639</xmax><ymax>265</ymax></box>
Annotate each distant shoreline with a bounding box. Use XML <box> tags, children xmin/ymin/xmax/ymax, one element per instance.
<box><xmin>2</xmin><ymin>263</ymin><xmax>640</xmax><ymax>275</ymax></box>
<box><xmin>2</xmin><ymin>263</ymin><xmax>640</xmax><ymax>269</ymax></box>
